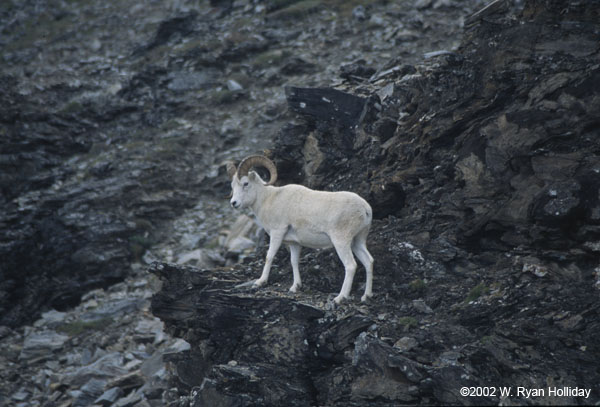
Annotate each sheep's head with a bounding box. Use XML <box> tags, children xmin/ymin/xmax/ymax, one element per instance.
<box><xmin>227</xmin><ymin>155</ymin><xmax>277</xmax><ymax>209</ymax></box>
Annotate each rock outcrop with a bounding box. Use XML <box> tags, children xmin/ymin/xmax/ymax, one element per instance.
<box><xmin>0</xmin><ymin>0</ymin><xmax>479</xmax><ymax>328</ymax></box>
<box><xmin>276</xmin><ymin>0</ymin><xmax>600</xmax><ymax>266</ymax></box>
<box><xmin>2</xmin><ymin>0</ymin><xmax>600</xmax><ymax>405</ymax></box>
<box><xmin>151</xmin><ymin>1</ymin><xmax>600</xmax><ymax>405</ymax></box>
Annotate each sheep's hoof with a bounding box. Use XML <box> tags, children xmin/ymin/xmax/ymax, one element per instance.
<box><xmin>289</xmin><ymin>283</ymin><xmax>301</xmax><ymax>293</ymax></box>
<box><xmin>234</xmin><ymin>280</ymin><xmax>256</xmax><ymax>289</ymax></box>
<box><xmin>361</xmin><ymin>293</ymin><xmax>373</xmax><ymax>302</ymax></box>
<box><xmin>333</xmin><ymin>295</ymin><xmax>349</xmax><ymax>304</ymax></box>
<box><xmin>253</xmin><ymin>279</ymin><xmax>267</xmax><ymax>288</ymax></box>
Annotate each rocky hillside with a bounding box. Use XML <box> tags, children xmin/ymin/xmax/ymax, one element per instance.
<box><xmin>1</xmin><ymin>0</ymin><xmax>599</xmax><ymax>406</ymax></box>
<box><xmin>1</xmin><ymin>0</ymin><xmax>477</xmax><ymax>328</ymax></box>
<box><xmin>152</xmin><ymin>0</ymin><xmax>600</xmax><ymax>406</ymax></box>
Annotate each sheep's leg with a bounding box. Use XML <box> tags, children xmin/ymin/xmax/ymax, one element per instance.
<box><xmin>254</xmin><ymin>228</ymin><xmax>285</xmax><ymax>288</ymax></box>
<box><xmin>331</xmin><ymin>236</ymin><xmax>357</xmax><ymax>304</ymax></box>
<box><xmin>352</xmin><ymin>231</ymin><xmax>374</xmax><ymax>302</ymax></box>
<box><xmin>288</xmin><ymin>243</ymin><xmax>302</xmax><ymax>293</ymax></box>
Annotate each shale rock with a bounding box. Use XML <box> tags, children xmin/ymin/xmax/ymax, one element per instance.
<box><xmin>0</xmin><ymin>265</ymin><xmax>186</xmax><ymax>406</ymax></box>
<box><xmin>0</xmin><ymin>0</ymin><xmax>484</xmax><ymax>331</ymax></box>
<box><xmin>150</xmin><ymin>1</ymin><xmax>600</xmax><ymax>406</ymax></box>
<box><xmin>273</xmin><ymin>0</ymin><xmax>600</xmax><ymax>270</ymax></box>
<box><xmin>3</xmin><ymin>0</ymin><xmax>600</xmax><ymax>406</ymax></box>
<box><xmin>151</xmin><ymin>240</ymin><xmax>600</xmax><ymax>405</ymax></box>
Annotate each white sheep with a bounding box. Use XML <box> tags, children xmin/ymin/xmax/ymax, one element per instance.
<box><xmin>227</xmin><ymin>155</ymin><xmax>374</xmax><ymax>304</ymax></box>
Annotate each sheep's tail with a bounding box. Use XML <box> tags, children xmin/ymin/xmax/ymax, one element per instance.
<box><xmin>365</xmin><ymin>203</ymin><xmax>373</xmax><ymax>223</ymax></box>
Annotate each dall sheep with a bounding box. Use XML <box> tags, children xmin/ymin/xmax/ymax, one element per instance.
<box><xmin>227</xmin><ymin>155</ymin><xmax>373</xmax><ymax>304</ymax></box>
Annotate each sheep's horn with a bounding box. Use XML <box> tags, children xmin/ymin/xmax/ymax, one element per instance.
<box><xmin>226</xmin><ymin>161</ymin><xmax>237</xmax><ymax>178</ymax></box>
<box><xmin>237</xmin><ymin>155</ymin><xmax>278</xmax><ymax>185</ymax></box>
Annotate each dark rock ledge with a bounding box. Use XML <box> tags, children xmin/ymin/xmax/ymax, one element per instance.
<box><xmin>147</xmin><ymin>1</ymin><xmax>600</xmax><ymax>405</ymax></box>
<box><xmin>150</xmin><ymin>258</ymin><xmax>600</xmax><ymax>406</ymax></box>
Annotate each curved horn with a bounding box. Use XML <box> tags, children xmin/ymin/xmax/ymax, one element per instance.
<box><xmin>225</xmin><ymin>161</ymin><xmax>237</xmax><ymax>178</ymax></box>
<box><xmin>237</xmin><ymin>155</ymin><xmax>278</xmax><ymax>185</ymax></box>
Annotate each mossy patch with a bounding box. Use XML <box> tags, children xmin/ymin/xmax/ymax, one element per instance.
<box><xmin>480</xmin><ymin>335</ymin><xmax>493</xmax><ymax>345</ymax></box>
<box><xmin>152</xmin><ymin>134</ymin><xmax>189</xmax><ymax>159</ymax></box>
<box><xmin>63</xmin><ymin>0</ymin><xmax>98</xmax><ymax>4</ymax></box>
<box><xmin>465</xmin><ymin>283</ymin><xmax>489</xmax><ymax>303</ymax></box>
<box><xmin>398</xmin><ymin>316</ymin><xmax>418</xmax><ymax>329</ymax></box>
<box><xmin>409</xmin><ymin>278</ymin><xmax>426</xmax><ymax>293</ymax></box>
<box><xmin>268</xmin><ymin>0</ymin><xmax>323</xmax><ymax>20</ymax></box>
<box><xmin>129</xmin><ymin>234</ymin><xmax>155</xmax><ymax>261</ymax></box>
<box><xmin>133</xmin><ymin>218</ymin><xmax>154</xmax><ymax>232</ymax></box>
<box><xmin>228</xmin><ymin>72</ymin><xmax>252</xmax><ymax>89</ymax></box>
<box><xmin>208</xmin><ymin>89</ymin><xmax>245</xmax><ymax>105</ymax></box>
<box><xmin>266</xmin><ymin>0</ymin><xmax>387</xmax><ymax>19</ymax></box>
<box><xmin>129</xmin><ymin>234</ymin><xmax>154</xmax><ymax>249</ymax></box>
<box><xmin>252</xmin><ymin>49</ymin><xmax>292</xmax><ymax>69</ymax></box>
<box><xmin>205</xmin><ymin>237</ymin><xmax>221</xmax><ymax>250</ymax></box>
<box><xmin>334</xmin><ymin>0</ymin><xmax>387</xmax><ymax>16</ymax></box>
<box><xmin>60</xmin><ymin>100</ymin><xmax>84</xmax><ymax>115</ymax></box>
<box><xmin>174</xmin><ymin>38</ymin><xmax>209</xmax><ymax>54</ymax></box>
<box><xmin>159</xmin><ymin>119</ymin><xmax>182</xmax><ymax>132</ymax></box>
<box><xmin>57</xmin><ymin>317</ymin><xmax>113</xmax><ymax>336</ymax></box>
<box><xmin>265</xmin><ymin>0</ymin><xmax>304</xmax><ymax>12</ymax></box>
<box><xmin>5</xmin><ymin>11</ymin><xmax>77</xmax><ymax>52</ymax></box>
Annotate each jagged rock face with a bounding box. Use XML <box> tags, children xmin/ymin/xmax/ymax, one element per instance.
<box><xmin>151</xmin><ymin>250</ymin><xmax>600</xmax><ymax>405</ymax></box>
<box><xmin>151</xmin><ymin>262</ymin><xmax>421</xmax><ymax>406</ymax></box>
<box><xmin>0</xmin><ymin>1</ymin><xmax>256</xmax><ymax>327</ymax></box>
<box><xmin>0</xmin><ymin>87</ymin><xmax>203</xmax><ymax>327</ymax></box>
<box><xmin>394</xmin><ymin>0</ymin><xmax>600</xmax><ymax>259</ymax></box>
<box><xmin>0</xmin><ymin>266</ymin><xmax>188</xmax><ymax>407</ymax></box>
<box><xmin>148</xmin><ymin>1</ymin><xmax>600</xmax><ymax>406</ymax></box>
<box><xmin>0</xmin><ymin>0</ymin><xmax>480</xmax><ymax>328</ymax></box>
<box><xmin>274</xmin><ymin>0</ymin><xmax>600</xmax><ymax>268</ymax></box>
<box><xmin>3</xmin><ymin>0</ymin><xmax>600</xmax><ymax>404</ymax></box>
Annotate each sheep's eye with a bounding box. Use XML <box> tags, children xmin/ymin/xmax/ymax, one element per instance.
<box><xmin>243</xmin><ymin>182</ymin><xmax>249</xmax><ymax>188</ymax></box>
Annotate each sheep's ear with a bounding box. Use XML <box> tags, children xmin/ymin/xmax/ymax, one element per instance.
<box><xmin>248</xmin><ymin>171</ymin><xmax>258</xmax><ymax>182</ymax></box>
<box><xmin>226</xmin><ymin>162</ymin><xmax>237</xmax><ymax>179</ymax></box>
